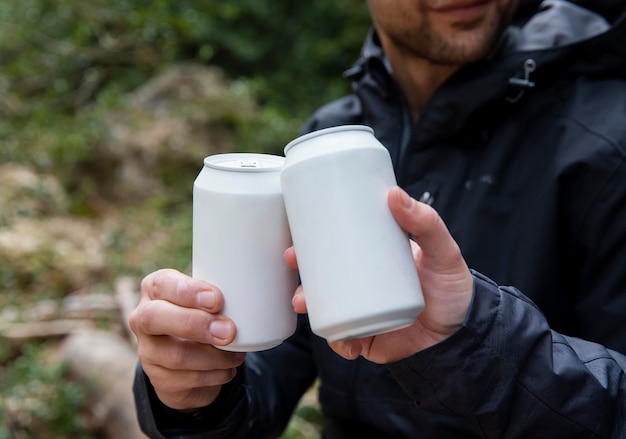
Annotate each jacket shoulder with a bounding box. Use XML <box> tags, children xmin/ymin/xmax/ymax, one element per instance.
<box><xmin>300</xmin><ymin>94</ymin><xmax>364</xmax><ymax>135</ymax></box>
<box><xmin>561</xmin><ymin>78</ymin><xmax>626</xmax><ymax>154</ymax></box>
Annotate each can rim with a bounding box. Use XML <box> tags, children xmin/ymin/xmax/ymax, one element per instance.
<box><xmin>284</xmin><ymin>125</ymin><xmax>374</xmax><ymax>155</ymax></box>
<box><xmin>204</xmin><ymin>153</ymin><xmax>284</xmax><ymax>172</ymax></box>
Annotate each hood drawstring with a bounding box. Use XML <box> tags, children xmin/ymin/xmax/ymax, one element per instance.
<box><xmin>507</xmin><ymin>59</ymin><xmax>537</xmax><ymax>103</ymax></box>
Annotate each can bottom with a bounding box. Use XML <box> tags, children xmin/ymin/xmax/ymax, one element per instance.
<box><xmin>314</xmin><ymin>307</ymin><xmax>424</xmax><ymax>342</ymax></box>
<box><xmin>214</xmin><ymin>337</ymin><xmax>287</xmax><ymax>353</ymax></box>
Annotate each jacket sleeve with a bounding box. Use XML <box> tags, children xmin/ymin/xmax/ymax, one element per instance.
<box><xmin>387</xmin><ymin>271</ymin><xmax>626</xmax><ymax>438</ymax></box>
<box><xmin>563</xmin><ymin>148</ymin><xmax>626</xmax><ymax>354</ymax></box>
<box><xmin>133</xmin><ymin>313</ymin><xmax>318</xmax><ymax>439</ymax></box>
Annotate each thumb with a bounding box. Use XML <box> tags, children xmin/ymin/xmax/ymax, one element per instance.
<box><xmin>388</xmin><ymin>186</ymin><xmax>464</xmax><ymax>273</ymax></box>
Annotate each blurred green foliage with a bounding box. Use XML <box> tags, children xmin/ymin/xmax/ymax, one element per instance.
<box><xmin>0</xmin><ymin>0</ymin><xmax>370</xmax><ymax>118</ymax></box>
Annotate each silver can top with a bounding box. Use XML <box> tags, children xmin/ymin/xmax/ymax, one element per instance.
<box><xmin>204</xmin><ymin>153</ymin><xmax>284</xmax><ymax>172</ymax></box>
<box><xmin>284</xmin><ymin>125</ymin><xmax>374</xmax><ymax>155</ymax></box>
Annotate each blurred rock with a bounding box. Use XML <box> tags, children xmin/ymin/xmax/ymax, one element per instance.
<box><xmin>58</xmin><ymin>330</ymin><xmax>144</xmax><ymax>439</ymax></box>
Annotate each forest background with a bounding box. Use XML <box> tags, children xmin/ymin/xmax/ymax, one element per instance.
<box><xmin>0</xmin><ymin>1</ymin><xmax>371</xmax><ymax>438</ymax></box>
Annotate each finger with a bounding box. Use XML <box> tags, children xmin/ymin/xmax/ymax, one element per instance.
<box><xmin>131</xmin><ymin>299</ymin><xmax>236</xmax><ymax>345</ymax></box>
<box><xmin>156</xmin><ymin>386</ymin><xmax>223</xmax><ymax>411</ymax></box>
<box><xmin>138</xmin><ymin>335</ymin><xmax>245</xmax><ymax>372</ymax></box>
<box><xmin>141</xmin><ymin>268</ymin><xmax>223</xmax><ymax>313</ymax></box>
<box><xmin>144</xmin><ymin>360</ymin><xmax>239</xmax><ymax>393</ymax></box>
<box><xmin>292</xmin><ymin>285</ymin><xmax>307</xmax><ymax>314</ymax></box>
<box><xmin>144</xmin><ymin>363</ymin><xmax>237</xmax><ymax>402</ymax></box>
<box><xmin>328</xmin><ymin>340</ymin><xmax>361</xmax><ymax>360</ymax></box>
<box><xmin>388</xmin><ymin>186</ymin><xmax>465</xmax><ymax>273</ymax></box>
<box><xmin>284</xmin><ymin>246</ymin><xmax>298</xmax><ymax>269</ymax></box>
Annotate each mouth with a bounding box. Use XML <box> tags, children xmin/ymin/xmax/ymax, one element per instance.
<box><xmin>430</xmin><ymin>0</ymin><xmax>489</xmax><ymax>20</ymax></box>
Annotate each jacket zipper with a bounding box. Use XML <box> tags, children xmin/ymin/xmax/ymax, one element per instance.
<box><xmin>394</xmin><ymin>95</ymin><xmax>414</xmax><ymax>187</ymax></box>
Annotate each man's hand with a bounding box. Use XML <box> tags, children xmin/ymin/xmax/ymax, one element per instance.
<box><xmin>129</xmin><ymin>269</ymin><xmax>245</xmax><ymax>410</ymax></box>
<box><xmin>286</xmin><ymin>186</ymin><xmax>473</xmax><ymax>364</ymax></box>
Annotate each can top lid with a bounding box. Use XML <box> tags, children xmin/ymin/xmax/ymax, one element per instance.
<box><xmin>284</xmin><ymin>125</ymin><xmax>374</xmax><ymax>155</ymax></box>
<box><xmin>204</xmin><ymin>153</ymin><xmax>284</xmax><ymax>172</ymax></box>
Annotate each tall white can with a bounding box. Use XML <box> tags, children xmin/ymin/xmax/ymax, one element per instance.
<box><xmin>193</xmin><ymin>153</ymin><xmax>298</xmax><ymax>352</ymax></box>
<box><xmin>280</xmin><ymin>125</ymin><xmax>424</xmax><ymax>342</ymax></box>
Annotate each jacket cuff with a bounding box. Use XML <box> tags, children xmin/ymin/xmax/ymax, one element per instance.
<box><xmin>386</xmin><ymin>270</ymin><xmax>509</xmax><ymax>416</ymax></box>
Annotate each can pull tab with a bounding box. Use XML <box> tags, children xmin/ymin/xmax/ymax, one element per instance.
<box><xmin>239</xmin><ymin>160</ymin><xmax>260</xmax><ymax>168</ymax></box>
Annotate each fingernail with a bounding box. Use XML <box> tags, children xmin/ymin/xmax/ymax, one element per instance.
<box><xmin>209</xmin><ymin>319</ymin><xmax>232</xmax><ymax>341</ymax></box>
<box><xmin>399</xmin><ymin>188</ymin><xmax>414</xmax><ymax>209</ymax></box>
<box><xmin>197</xmin><ymin>291</ymin><xmax>216</xmax><ymax>308</ymax></box>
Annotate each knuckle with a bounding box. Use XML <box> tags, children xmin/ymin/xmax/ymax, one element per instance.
<box><xmin>128</xmin><ymin>307</ymin><xmax>140</xmax><ymax>334</ymax></box>
<box><xmin>134</xmin><ymin>301</ymin><xmax>160</xmax><ymax>333</ymax></box>
<box><xmin>174</xmin><ymin>279</ymin><xmax>192</xmax><ymax>303</ymax></box>
<box><xmin>139</xmin><ymin>274</ymin><xmax>152</xmax><ymax>296</ymax></box>
<box><xmin>142</xmin><ymin>362</ymin><xmax>166</xmax><ymax>384</ymax></box>
<box><xmin>180</xmin><ymin>311</ymin><xmax>210</xmax><ymax>341</ymax></box>
<box><xmin>166</xmin><ymin>343</ymin><xmax>193</xmax><ymax>370</ymax></box>
<box><xmin>141</xmin><ymin>268</ymin><xmax>178</xmax><ymax>300</ymax></box>
<box><xmin>136</xmin><ymin>343</ymin><xmax>150</xmax><ymax>363</ymax></box>
<box><xmin>147</xmin><ymin>270</ymin><xmax>168</xmax><ymax>300</ymax></box>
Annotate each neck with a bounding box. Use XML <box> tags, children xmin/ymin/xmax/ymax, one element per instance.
<box><xmin>379</xmin><ymin>34</ymin><xmax>460</xmax><ymax>122</ymax></box>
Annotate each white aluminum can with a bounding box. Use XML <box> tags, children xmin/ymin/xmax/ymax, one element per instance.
<box><xmin>193</xmin><ymin>153</ymin><xmax>298</xmax><ymax>352</ymax></box>
<box><xmin>280</xmin><ymin>126</ymin><xmax>424</xmax><ymax>342</ymax></box>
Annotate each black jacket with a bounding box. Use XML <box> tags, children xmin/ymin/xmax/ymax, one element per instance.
<box><xmin>135</xmin><ymin>2</ymin><xmax>626</xmax><ymax>437</ymax></box>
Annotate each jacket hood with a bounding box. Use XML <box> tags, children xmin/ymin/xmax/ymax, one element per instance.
<box><xmin>345</xmin><ymin>0</ymin><xmax>626</xmax><ymax>143</ymax></box>
<box><xmin>507</xmin><ymin>0</ymin><xmax>626</xmax><ymax>73</ymax></box>
<box><xmin>512</xmin><ymin>0</ymin><xmax>610</xmax><ymax>51</ymax></box>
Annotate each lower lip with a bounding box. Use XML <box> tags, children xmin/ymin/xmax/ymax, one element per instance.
<box><xmin>434</xmin><ymin>2</ymin><xmax>487</xmax><ymax>20</ymax></box>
